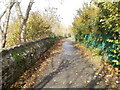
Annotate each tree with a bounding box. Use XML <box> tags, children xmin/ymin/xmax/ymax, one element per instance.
<box><xmin>15</xmin><ymin>0</ymin><xmax>34</xmax><ymax>42</ymax></box>
<box><xmin>72</xmin><ymin>3</ymin><xmax>99</xmax><ymax>40</ymax></box>
<box><xmin>0</xmin><ymin>0</ymin><xmax>15</xmax><ymax>49</ymax></box>
<box><xmin>6</xmin><ymin>12</ymin><xmax>52</xmax><ymax>47</ymax></box>
<box><xmin>26</xmin><ymin>12</ymin><xmax>52</xmax><ymax>41</ymax></box>
<box><xmin>43</xmin><ymin>7</ymin><xmax>62</xmax><ymax>36</ymax></box>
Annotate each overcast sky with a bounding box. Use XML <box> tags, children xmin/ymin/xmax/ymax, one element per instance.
<box><xmin>0</xmin><ymin>0</ymin><xmax>90</xmax><ymax>27</ymax></box>
<box><xmin>32</xmin><ymin>0</ymin><xmax>90</xmax><ymax>27</ymax></box>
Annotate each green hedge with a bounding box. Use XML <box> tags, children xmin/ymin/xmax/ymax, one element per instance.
<box><xmin>75</xmin><ymin>33</ymin><xmax>120</xmax><ymax>68</ymax></box>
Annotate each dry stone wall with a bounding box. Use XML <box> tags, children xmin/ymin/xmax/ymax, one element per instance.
<box><xmin>0</xmin><ymin>37</ymin><xmax>58</xmax><ymax>89</ymax></box>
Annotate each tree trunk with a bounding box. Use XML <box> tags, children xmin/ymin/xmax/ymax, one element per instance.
<box><xmin>0</xmin><ymin>28</ymin><xmax>4</xmax><ymax>48</ymax></box>
<box><xmin>15</xmin><ymin>1</ymin><xmax>34</xmax><ymax>43</ymax></box>
<box><xmin>0</xmin><ymin>2</ymin><xmax>15</xmax><ymax>49</ymax></box>
<box><xmin>20</xmin><ymin>20</ymin><xmax>26</xmax><ymax>42</ymax></box>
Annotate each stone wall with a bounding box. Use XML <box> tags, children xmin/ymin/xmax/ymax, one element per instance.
<box><xmin>0</xmin><ymin>37</ymin><xmax>58</xmax><ymax>89</ymax></box>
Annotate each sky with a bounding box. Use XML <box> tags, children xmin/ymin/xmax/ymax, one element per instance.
<box><xmin>0</xmin><ymin>0</ymin><xmax>90</xmax><ymax>27</ymax></box>
<box><xmin>31</xmin><ymin>0</ymin><xmax>90</xmax><ymax>27</ymax></box>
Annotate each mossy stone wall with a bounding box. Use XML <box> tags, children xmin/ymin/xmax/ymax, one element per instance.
<box><xmin>0</xmin><ymin>37</ymin><xmax>57</xmax><ymax>89</ymax></box>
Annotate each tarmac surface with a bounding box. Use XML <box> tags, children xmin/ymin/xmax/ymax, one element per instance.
<box><xmin>33</xmin><ymin>38</ymin><xmax>102</xmax><ymax>88</ymax></box>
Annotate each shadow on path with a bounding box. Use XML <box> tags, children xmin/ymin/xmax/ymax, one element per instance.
<box><xmin>33</xmin><ymin>38</ymin><xmax>103</xmax><ymax>88</ymax></box>
<box><xmin>34</xmin><ymin>58</ymin><xmax>71</xmax><ymax>88</ymax></box>
<box><xmin>85</xmin><ymin>66</ymin><xmax>105</xmax><ymax>88</ymax></box>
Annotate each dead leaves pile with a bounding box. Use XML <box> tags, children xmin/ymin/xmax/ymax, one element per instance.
<box><xmin>93</xmin><ymin>64</ymin><xmax>120</xmax><ymax>89</ymax></box>
<box><xmin>74</xmin><ymin>43</ymin><xmax>120</xmax><ymax>89</ymax></box>
<box><xmin>74</xmin><ymin>43</ymin><xmax>92</xmax><ymax>58</ymax></box>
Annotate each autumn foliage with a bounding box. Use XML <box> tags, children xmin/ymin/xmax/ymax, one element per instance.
<box><xmin>6</xmin><ymin>12</ymin><xmax>53</xmax><ymax>47</ymax></box>
<box><xmin>72</xmin><ymin>2</ymin><xmax>120</xmax><ymax>67</ymax></box>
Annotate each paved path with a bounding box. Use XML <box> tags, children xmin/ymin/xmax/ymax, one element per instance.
<box><xmin>31</xmin><ymin>38</ymin><xmax>102</xmax><ymax>88</ymax></box>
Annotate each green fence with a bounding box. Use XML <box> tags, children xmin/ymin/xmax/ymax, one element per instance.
<box><xmin>75</xmin><ymin>33</ymin><xmax>120</xmax><ymax>68</ymax></box>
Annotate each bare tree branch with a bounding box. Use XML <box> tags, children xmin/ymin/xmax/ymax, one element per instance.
<box><xmin>3</xmin><ymin>2</ymin><xmax>15</xmax><ymax>33</ymax></box>
<box><xmin>24</xmin><ymin>1</ymin><xmax>34</xmax><ymax>22</ymax></box>
<box><xmin>0</xmin><ymin>8</ymin><xmax>7</xmax><ymax>20</ymax></box>
<box><xmin>0</xmin><ymin>0</ymin><xmax>16</xmax><ymax>20</ymax></box>
<box><xmin>15</xmin><ymin>1</ymin><xmax>24</xmax><ymax>23</ymax></box>
<box><xmin>15</xmin><ymin>0</ymin><xmax>34</xmax><ymax>42</ymax></box>
<box><xmin>0</xmin><ymin>1</ymin><xmax>15</xmax><ymax>49</ymax></box>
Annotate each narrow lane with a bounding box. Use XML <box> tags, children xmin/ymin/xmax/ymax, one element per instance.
<box><xmin>32</xmin><ymin>38</ymin><xmax>101</xmax><ymax>88</ymax></box>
